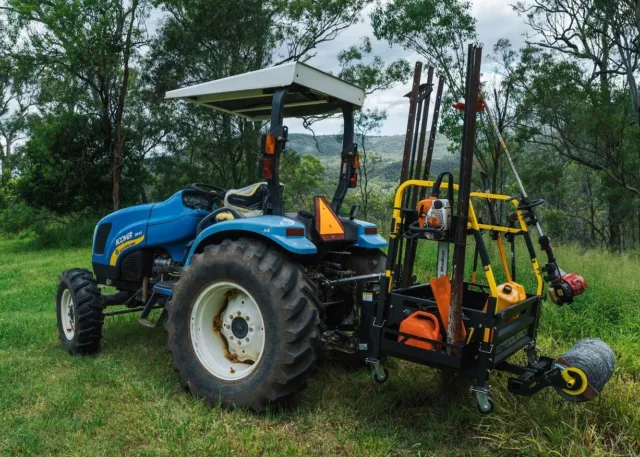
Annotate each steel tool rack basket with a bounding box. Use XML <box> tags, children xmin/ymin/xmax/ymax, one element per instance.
<box><xmin>359</xmin><ymin>180</ymin><xmax>565</xmax><ymax>410</ymax></box>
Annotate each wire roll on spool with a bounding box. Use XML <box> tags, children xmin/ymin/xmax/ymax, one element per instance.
<box><xmin>555</xmin><ymin>339</ymin><xmax>615</xmax><ymax>402</ymax></box>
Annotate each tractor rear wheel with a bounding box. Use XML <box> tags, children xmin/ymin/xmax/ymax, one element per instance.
<box><xmin>166</xmin><ymin>238</ymin><xmax>319</xmax><ymax>411</ymax></box>
<box><xmin>56</xmin><ymin>269</ymin><xmax>103</xmax><ymax>355</ymax></box>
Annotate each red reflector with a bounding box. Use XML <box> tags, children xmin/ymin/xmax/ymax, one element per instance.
<box><xmin>364</xmin><ymin>227</ymin><xmax>377</xmax><ymax>235</ymax></box>
<box><xmin>349</xmin><ymin>173</ymin><xmax>358</xmax><ymax>188</ymax></box>
<box><xmin>285</xmin><ymin>228</ymin><xmax>304</xmax><ymax>237</ymax></box>
<box><xmin>262</xmin><ymin>158</ymin><xmax>273</xmax><ymax>179</ymax></box>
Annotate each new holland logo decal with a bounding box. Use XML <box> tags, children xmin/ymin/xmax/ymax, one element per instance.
<box><xmin>110</xmin><ymin>233</ymin><xmax>145</xmax><ymax>266</ymax></box>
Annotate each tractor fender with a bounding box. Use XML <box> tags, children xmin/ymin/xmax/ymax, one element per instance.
<box><xmin>184</xmin><ymin>215</ymin><xmax>317</xmax><ymax>266</ymax></box>
<box><xmin>352</xmin><ymin>219</ymin><xmax>387</xmax><ymax>249</ymax></box>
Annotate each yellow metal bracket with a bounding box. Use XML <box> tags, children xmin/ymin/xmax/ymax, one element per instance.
<box><xmin>389</xmin><ymin>179</ymin><xmax>545</xmax><ymax>298</ymax></box>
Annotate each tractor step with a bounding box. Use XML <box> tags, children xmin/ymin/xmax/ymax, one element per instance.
<box><xmin>138</xmin><ymin>305</ymin><xmax>167</xmax><ymax>328</ymax></box>
<box><xmin>138</xmin><ymin>282</ymin><xmax>172</xmax><ymax>328</ymax></box>
<box><xmin>152</xmin><ymin>281</ymin><xmax>174</xmax><ymax>297</ymax></box>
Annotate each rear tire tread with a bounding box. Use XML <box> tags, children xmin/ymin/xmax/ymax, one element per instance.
<box><xmin>167</xmin><ymin>238</ymin><xmax>319</xmax><ymax>412</ymax></box>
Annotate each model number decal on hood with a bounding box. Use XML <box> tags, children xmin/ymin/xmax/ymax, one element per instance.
<box><xmin>110</xmin><ymin>235</ymin><xmax>145</xmax><ymax>266</ymax></box>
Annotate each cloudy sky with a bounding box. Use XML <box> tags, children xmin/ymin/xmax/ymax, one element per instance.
<box><xmin>284</xmin><ymin>0</ymin><xmax>529</xmax><ymax>136</ymax></box>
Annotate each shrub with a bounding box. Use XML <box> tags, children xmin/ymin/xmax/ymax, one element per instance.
<box><xmin>0</xmin><ymin>201</ymin><xmax>40</xmax><ymax>236</ymax></box>
<box><xmin>0</xmin><ymin>198</ymin><xmax>97</xmax><ymax>248</ymax></box>
<box><xmin>30</xmin><ymin>218</ymin><xmax>96</xmax><ymax>249</ymax></box>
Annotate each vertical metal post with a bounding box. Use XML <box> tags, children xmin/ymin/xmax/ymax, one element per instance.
<box><xmin>267</xmin><ymin>87</ymin><xmax>289</xmax><ymax>216</ymax></box>
<box><xmin>331</xmin><ymin>103</ymin><xmax>356</xmax><ymax>214</ymax></box>
<box><xmin>418</xmin><ymin>75</ymin><xmax>446</xmax><ymax>201</ymax></box>
<box><xmin>405</xmin><ymin>91</ymin><xmax>425</xmax><ymax>207</ymax></box>
<box><xmin>448</xmin><ymin>45</ymin><xmax>482</xmax><ymax>351</ymax></box>
<box><xmin>401</xmin><ymin>70</ymin><xmax>435</xmax><ymax>288</ymax></box>
<box><xmin>410</xmin><ymin>67</ymin><xmax>435</xmax><ymax>208</ymax></box>
<box><xmin>423</xmin><ymin>75</ymin><xmax>445</xmax><ymax>180</ymax></box>
<box><xmin>395</xmin><ymin>62</ymin><xmax>423</xmax><ymax>285</ymax></box>
<box><xmin>400</xmin><ymin>62</ymin><xmax>423</xmax><ymax>184</ymax></box>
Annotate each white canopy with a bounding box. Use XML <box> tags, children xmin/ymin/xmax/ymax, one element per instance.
<box><xmin>165</xmin><ymin>62</ymin><xmax>365</xmax><ymax>120</ymax></box>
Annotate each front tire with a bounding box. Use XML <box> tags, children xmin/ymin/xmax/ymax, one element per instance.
<box><xmin>166</xmin><ymin>238</ymin><xmax>319</xmax><ymax>412</ymax></box>
<box><xmin>56</xmin><ymin>269</ymin><xmax>103</xmax><ymax>355</ymax></box>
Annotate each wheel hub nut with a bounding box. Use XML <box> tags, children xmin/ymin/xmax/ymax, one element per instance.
<box><xmin>231</xmin><ymin>317</ymin><xmax>249</xmax><ymax>339</ymax></box>
<box><xmin>220</xmin><ymin>292</ymin><xmax>264</xmax><ymax>363</ymax></box>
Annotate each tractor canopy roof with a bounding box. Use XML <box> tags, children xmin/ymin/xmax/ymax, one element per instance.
<box><xmin>165</xmin><ymin>62</ymin><xmax>365</xmax><ymax>120</ymax></box>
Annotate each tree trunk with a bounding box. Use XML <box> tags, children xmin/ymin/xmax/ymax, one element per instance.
<box><xmin>0</xmin><ymin>145</ymin><xmax>5</xmax><ymax>183</ymax></box>
<box><xmin>607</xmin><ymin>191</ymin><xmax>624</xmax><ymax>250</ymax></box>
<box><xmin>112</xmin><ymin>0</ymin><xmax>139</xmax><ymax>211</ymax></box>
<box><xmin>586</xmin><ymin>174</ymin><xmax>596</xmax><ymax>244</ymax></box>
<box><xmin>637</xmin><ymin>199</ymin><xmax>640</xmax><ymax>246</ymax></box>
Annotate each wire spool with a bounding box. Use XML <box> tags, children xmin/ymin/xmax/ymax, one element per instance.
<box><xmin>555</xmin><ymin>339</ymin><xmax>615</xmax><ymax>403</ymax></box>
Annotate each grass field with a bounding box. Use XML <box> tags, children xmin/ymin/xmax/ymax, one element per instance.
<box><xmin>1</xmin><ymin>237</ymin><xmax>639</xmax><ymax>456</ymax></box>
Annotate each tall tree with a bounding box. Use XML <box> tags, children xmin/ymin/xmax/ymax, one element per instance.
<box><xmin>0</xmin><ymin>13</ymin><xmax>33</xmax><ymax>182</ymax></box>
<box><xmin>474</xmin><ymin>40</ymin><xmax>527</xmax><ymax>195</ymax></box>
<box><xmin>515</xmin><ymin>0</ymin><xmax>640</xmax><ymax>124</ymax></box>
<box><xmin>3</xmin><ymin>0</ymin><xmax>152</xmax><ymax>210</ymax></box>
<box><xmin>355</xmin><ymin>108</ymin><xmax>384</xmax><ymax>220</ymax></box>
<box><xmin>514</xmin><ymin>0</ymin><xmax>640</xmax><ymax>248</ymax></box>
<box><xmin>371</xmin><ymin>0</ymin><xmax>477</xmax><ymax>97</ymax></box>
<box><xmin>513</xmin><ymin>47</ymin><xmax>639</xmax><ymax>248</ymax></box>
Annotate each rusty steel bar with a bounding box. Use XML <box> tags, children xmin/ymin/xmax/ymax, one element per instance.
<box><xmin>410</xmin><ymin>67</ymin><xmax>435</xmax><ymax>208</ymax></box>
<box><xmin>448</xmin><ymin>45</ymin><xmax>482</xmax><ymax>352</ymax></box>
<box><xmin>400</xmin><ymin>62</ymin><xmax>423</xmax><ymax>185</ymax></box>
<box><xmin>395</xmin><ymin>62</ymin><xmax>423</xmax><ymax>286</ymax></box>
<box><xmin>423</xmin><ymin>75</ymin><xmax>446</xmax><ymax>182</ymax></box>
<box><xmin>401</xmin><ymin>69</ymin><xmax>435</xmax><ymax>288</ymax></box>
<box><xmin>417</xmin><ymin>74</ymin><xmax>446</xmax><ymax>203</ymax></box>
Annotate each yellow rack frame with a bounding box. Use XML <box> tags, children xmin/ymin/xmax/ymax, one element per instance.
<box><xmin>387</xmin><ymin>179</ymin><xmax>544</xmax><ymax>297</ymax></box>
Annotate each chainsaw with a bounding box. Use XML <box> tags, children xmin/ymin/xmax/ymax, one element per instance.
<box><xmin>416</xmin><ymin>172</ymin><xmax>454</xmax><ymax>277</ymax></box>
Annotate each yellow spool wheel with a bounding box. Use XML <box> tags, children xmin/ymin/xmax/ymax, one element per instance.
<box><xmin>561</xmin><ymin>367</ymin><xmax>588</xmax><ymax>396</ymax></box>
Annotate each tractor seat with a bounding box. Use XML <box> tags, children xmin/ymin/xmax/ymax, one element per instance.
<box><xmin>224</xmin><ymin>182</ymin><xmax>270</xmax><ymax>217</ymax></box>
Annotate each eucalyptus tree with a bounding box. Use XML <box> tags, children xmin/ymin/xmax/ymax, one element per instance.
<box><xmin>514</xmin><ymin>0</ymin><xmax>640</xmax><ymax>248</ymax></box>
<box><xmin>371</xmin><ymin>0</ymin><xmax>477</xmax><ymax>98</ymax></box>
<box><xmin>0</xmin><ymin>13</ymin><xmax>33</xmax><ymax>183</ymax></box>
<box><xmin>514</xmin><ymin>0</ymin><xmax>640</xmax><ymax>124</ymax></box>
<box><xmin>3</xmin><ymin>0</ymin><xmax>153</xmax><ymax>210</ymax></box>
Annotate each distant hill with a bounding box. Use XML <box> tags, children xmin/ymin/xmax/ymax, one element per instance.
<box><xmin>287</xmin><ymin>132</ymin><xmax>458</xmax><ymax>184</ymax></box>
<box><xmin>288</xmin><ymin>133</ymin><xmax>451</xmax><ymax>160</ymax></box>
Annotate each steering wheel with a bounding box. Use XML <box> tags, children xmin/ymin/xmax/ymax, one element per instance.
<box><xmin>191</xmin><ymin>183</ymin><xmax>227</xmax><ymax>195</ymax></box>
<box><xmin>517</xmin><ymin>199</ymin><xmax>545</xmax><ymax>211</ymax></box>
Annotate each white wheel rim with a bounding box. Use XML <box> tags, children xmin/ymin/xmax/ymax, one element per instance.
<box><xmin>60</xmin><ymin>289</ymin><xmax>75</xmax><ymax>340</ymax></box>
<box><xmin>190</xmin><ymin>281</ymin><xmax>266</xmax><ymax>381</ymax></box>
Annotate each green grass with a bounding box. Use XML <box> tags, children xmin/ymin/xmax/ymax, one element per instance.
<box><xmin>1</xmin><ymin>238</ymin><xmax>639</xmax><ymax>456</ymax></box>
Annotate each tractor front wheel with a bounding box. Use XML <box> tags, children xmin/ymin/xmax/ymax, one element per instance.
<box><xmin>166</xmin><ymin>238</ymin><xmax>319</xmax><ymax>411</ymax></box>
<box><xmin>56</xmin><ymin>269</ymin><xmax>103</xmax><ymax>355</ymax></box>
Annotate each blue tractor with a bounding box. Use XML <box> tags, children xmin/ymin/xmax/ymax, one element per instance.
<box><xmin>56</xmin><ymin>62</ymin><xmax>387</xmax><ymax>411</ymax></box>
